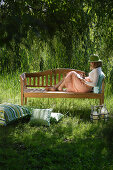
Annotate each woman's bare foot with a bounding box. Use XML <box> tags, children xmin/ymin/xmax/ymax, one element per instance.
<box><xmin>45</xmin><ymin>87</ymin><xmax>58</xmax><ymax>91</ymax></box>
<box><xmin>58</xmin><ymin>87</ymin><xmax>63</xmax><ymax>91</ymax></box>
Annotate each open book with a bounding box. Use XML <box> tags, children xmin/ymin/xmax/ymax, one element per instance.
<box><xmin>77</xmin><ymin>73</ymin><xmax>84</xmax><ymax>79</ymax></box>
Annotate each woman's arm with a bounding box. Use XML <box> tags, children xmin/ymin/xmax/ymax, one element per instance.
<box><xmin>85</xmin><ymin>77</ymin><xmax>92</xmax><ymax>82</ymax></box>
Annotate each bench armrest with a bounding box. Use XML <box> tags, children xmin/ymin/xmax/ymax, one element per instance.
<box><xmin>20</xmin><ymin>73</ymin><xmax>26</xmax><ymax>81</ymax></box>
<box><xmin>20</xmin><ymin>73</ymin><xmax>26</xmax><ymax>90</ymax></box>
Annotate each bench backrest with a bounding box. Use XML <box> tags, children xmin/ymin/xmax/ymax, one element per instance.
<box><xmin>21</xmin><ymin>68</ymin><xmax>85</xmax><ymax>88</ymax></box>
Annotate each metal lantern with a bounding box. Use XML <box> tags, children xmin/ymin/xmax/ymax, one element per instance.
<box><xmin>90</xmin><ymin>104</ymin><xmax>109</xmax><ymax>122</ymax></box>
<box><xmin>90</xmin><ymin>106</ymin><xmax>99</xmax><ymax>122</ymax></box>
<box><xmin>99</xmin><ymin>105</ymin><xmax>109</xmax><ymax>121</ymax></box>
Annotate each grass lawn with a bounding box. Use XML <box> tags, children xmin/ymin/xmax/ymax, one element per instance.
<box><xmin>0</xmin><ymin>72</ymin><xmax>113</xmax><ymax>169</ymax></box>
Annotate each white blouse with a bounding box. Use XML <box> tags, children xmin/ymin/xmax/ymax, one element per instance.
<box><xmin>85</xmin><ymin>67</ymin><xmax>104</xmax><ymax>87</ymax></box>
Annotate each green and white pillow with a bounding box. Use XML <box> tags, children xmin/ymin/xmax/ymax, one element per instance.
<box><xmin>30</xmin><ymin>109</ymin><xmax>52</xmax><ymax>126</ymax></box>
<box><xmin>50</xmin><ymin>112</ymin><xmax>64</xmax><ymax>122</ymax></box>
<box><xmin>0</xmin><ymin>103</ymin><xmax>31</xmax><ymax>126</ymax></box>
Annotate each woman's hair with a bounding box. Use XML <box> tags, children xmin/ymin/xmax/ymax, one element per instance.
<box><xmin>91</xmin><ymin>61</ymin><xmax>102</xmax><ymax>69</ymax></box>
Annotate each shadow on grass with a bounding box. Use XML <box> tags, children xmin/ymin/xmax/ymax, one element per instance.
<box><xmin>101</xmin><ymin>117</ymin><xmax>113</xmax><ymax>152</ymax></box>
<box><xmin>0</xmin><ymin>115</ymin><xmax>113</xmax><ymax>170</ymax></box>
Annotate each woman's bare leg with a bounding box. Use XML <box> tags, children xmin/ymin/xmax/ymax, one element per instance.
<box><xmin>58</xmin><ymin>71</ymin><xmax>75</xmax><ymax>91</ymax></box>
<box><xmin>47</xmin><ymin>71</ymin><xmax>76</xmax><ymax>91</ymax></box>
<box><xmin>45</xmin><ymin>71</ymin><xmax>76</xmax><ymax>91</ymax></box>
<box><xmin>54</xmin><ymin>78</ymin><xmax>65</xmax><ymax>89</ymax></box>
<box><xmin>57</xmin><ymin>72</ymin><xmax>75</xmax><ymax>91</ymax></box>
<box><xmin>45</xmin><ymin>78</ymin><xmax>65</xmax><ymax>91</ymax></box>
<box><xmin>58</xmin><ymin>80</ymin><xmax>65</xmax><ymax>91</ymax></box>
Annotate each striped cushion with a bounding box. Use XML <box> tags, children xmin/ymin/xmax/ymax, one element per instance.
<box><xmin>0</xmin><ymin>110</ymin><xmax>6</xmax><ymax>126</ymax></box>
<box><xmin>0</xmin><ymin>103</ymin><xmax>31</xmax><ymax>126</ymax></box>
<box><xmin>30</xmin><ymin>109</ymin><xmax>52</xmax><ymax>126</ymax></box>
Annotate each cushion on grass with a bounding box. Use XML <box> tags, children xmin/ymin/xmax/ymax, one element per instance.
<box><xmin>30</xmin><ymin>109</ymin><xmax>52</xmax><ymax>126</ymax></box>
<box><xmin>93</xmin><ymin>73</ymin><xmax>105</xmax><ymax>94</ymax></box>
<box><xmin>0</xmin><ymin>110</ymin><xmax>6</xmax><ymax>126</ymax></box>
<box><xmin>50</xmin><ymin>112</ymin><xmax>64</xmax><ymax>122</ymax></box>
<box><xmin>0</xmin><ymin>103</ymin><xmax>31</xmax><ymax>126</ymax></box>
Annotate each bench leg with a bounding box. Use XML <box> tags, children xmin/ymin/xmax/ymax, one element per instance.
<box><xmin>21</xmin><ymin>94</ymin><xmax>24</xmax><ymax>105</ymax></box>
<box><xmin>100</xmin><ymin>97</ymin><xmax>104</xmax><ymax>105</ymax></box>
<box><xmin>25</xmin><ymin>97</ymin><xmax>27</xmax><ymax>105</ymax></box>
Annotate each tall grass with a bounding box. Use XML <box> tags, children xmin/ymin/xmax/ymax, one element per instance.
<box><xmin>0</xmin><ymin>72</ymin><xmax>21</xmax><ymax>104</ymax></box>
<box><xmin>0</xmin><ymin>72</ymin><xmax>113</xmax><ymax>169</ymax></box>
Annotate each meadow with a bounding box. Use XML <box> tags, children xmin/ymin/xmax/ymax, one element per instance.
<box><xmin>0</xmin><ymin>72</ymin><xmax>113</xmax><ymax>169</ymax></box>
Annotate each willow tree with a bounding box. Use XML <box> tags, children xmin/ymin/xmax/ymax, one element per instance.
<box><xmin>0</xmin><ymin>0</ymin><xmax>113</xmax><ymax>72</ymax></box>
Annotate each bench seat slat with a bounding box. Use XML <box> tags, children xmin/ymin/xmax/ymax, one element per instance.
<box><xmin>24</xmin><ymin>89</ymin><xmax>103</xmax><ymax>99</ymax></box>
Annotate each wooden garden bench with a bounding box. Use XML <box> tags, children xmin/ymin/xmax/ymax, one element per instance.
<box><xmin>20</xmin><ymin>68</ymin><xmax>104</xmax><ymax>105</ymax></box>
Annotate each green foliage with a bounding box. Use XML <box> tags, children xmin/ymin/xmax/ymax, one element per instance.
<box><xmin>0</xmin><ymin>71</ymin><xmax>21</xmax><ymax>104</ymax></box>
<box><xmin>0</xmin><ymin>0</ymin><xmax>113</xmax><ymax>75</ymax></box>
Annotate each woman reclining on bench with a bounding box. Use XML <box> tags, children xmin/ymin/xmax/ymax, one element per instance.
<box><xmin>46</xmin><ymin>54</ymin><xmax>105</xmax><ymax>93</ymax></box>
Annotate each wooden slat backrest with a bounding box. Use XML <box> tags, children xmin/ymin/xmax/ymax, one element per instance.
<box><xmin>37</xmin><ymin>77</ymin><xmax>40</xmax><ymax>86</ymax></box>
<box><xmin>24</xmin><ymin>68</ymin><xmax>85</xmax><ymax>88</ymax></box>
<box><xmin>29</xmin><ymin>77</ymin><xmax>31</xmax><ymax>86</ymax></box>
<box><xmin>46</xmin><ymin>75</ymin><xmax>48</xmax><ymax>86</ymax></box>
